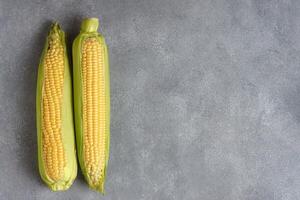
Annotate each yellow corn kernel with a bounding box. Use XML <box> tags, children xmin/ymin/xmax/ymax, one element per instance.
<box><xmin>37</xmin><ymin>23</ymin><xmax>77</xmax><ymax>191</ymax></box>
<box><xmin>73</xmin><ymin>18</ymin><xmax>110</xmax><ymax>193</ymax></box>
<box><xmin>82</xmin><ymin>37</ymin><xmax>106</xmax><ymax>185</ymax></box>
<box><xmin>42</xmin><ymin>31</ymin><xmax>66</xmax><ymax>181</ymax></box>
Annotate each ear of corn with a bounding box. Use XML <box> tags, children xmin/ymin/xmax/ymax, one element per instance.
<box><xmin>72</xmin><ymin>18</ymin><xmax>110</xmax><ymax>194</ymax></box>
<box><xmin>36</xmin><ymin>23</ymin><xmax>77</xmax><ymax>191</ymax></box>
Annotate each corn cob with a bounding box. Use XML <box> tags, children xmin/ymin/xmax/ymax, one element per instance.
<box><xmin>36</xmin><ymin>23</ymin><xmax>77</xmax><ymax>191</ymax></box>
<box><xmin>72</xmin><ymin>18</ymin><xmax>110</xmax><ymax>193</ymax></box>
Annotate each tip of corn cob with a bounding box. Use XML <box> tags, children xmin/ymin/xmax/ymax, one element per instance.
<box><xmin>86</xmin><ymin>177</ymin><xmax>105</xmax><ymax>194</ymax></box>
<box><xmin>80</xmin><ymin>18</ymin><xmax>99</xmax><ymax>33</ymax></box>
<box><xmin>50</xmin><ymin>22</ymin><xmax>61</xmax><ymax>33</ymax></box>
<box><xmin>47</xmin><ymin>180</ymin><xmax>74</xmax><ymax>191</ymax></box>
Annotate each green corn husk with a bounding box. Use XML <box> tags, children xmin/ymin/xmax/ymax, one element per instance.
<box><xmin>36</xmin><ymin>23</ymin><xmax>77</xmax><ymax>191</ymax></box>
<box><xmin>72</xmin><ymin>18</ymin><xmax>110</xmax><ymax>193</ymax></box>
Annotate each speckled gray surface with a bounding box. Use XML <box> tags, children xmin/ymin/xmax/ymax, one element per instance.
<box><xmin>1</xmin><ymin>0</ymin><xmax>300</xmax><ymax>199</ymax></box>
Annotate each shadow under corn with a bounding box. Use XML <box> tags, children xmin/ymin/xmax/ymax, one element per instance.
<box><xmin>63</xmin><ymin>15</ymin><xmax>89</xmax><ymax>185</ymax></box>
<box><xmin>16</xmin><ymin>20</ymin><xmax>52</xmax><ymax>185</ymax></box>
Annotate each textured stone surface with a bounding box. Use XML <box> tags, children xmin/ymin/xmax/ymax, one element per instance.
<box><xmin>1</xmin><ymin>0</ymin><xmax>300</xmax><ymax>199</ymax></box>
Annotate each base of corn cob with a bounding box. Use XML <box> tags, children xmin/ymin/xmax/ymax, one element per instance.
<box><xmin>72</xmin><ymin>18</ymin><xmax>110</xmax><ymax>194</ymax></box>
<box><xmin>36</xmin><ymin>23</ymin><xmax>77</xmax><ymax>191</ymax></box>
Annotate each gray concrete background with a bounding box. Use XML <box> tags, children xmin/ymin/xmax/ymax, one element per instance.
<box><xmin>1</xmin><ymin>0</ymin><xmax>300</xmax><ymax>199</ymax></box>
